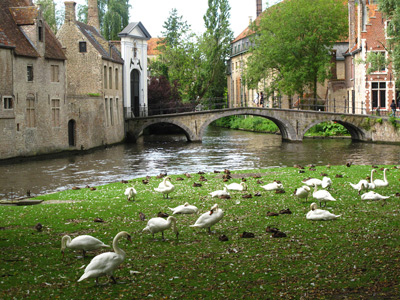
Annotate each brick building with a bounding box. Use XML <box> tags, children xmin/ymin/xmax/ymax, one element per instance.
<box><xmin>57</xmin><ymin>0</ymin><xmax>125</xmax><ymax>150</ymax></box>
<box><xmin>0</xmin><ymin>0</ymin><xmax>68</xmax><ymax>159</ymax></box>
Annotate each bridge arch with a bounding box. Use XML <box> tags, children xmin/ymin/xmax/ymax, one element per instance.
<box><xmin>198</xmin><ymin>109</ymin><xmax>298</xmax><ymax>141</ymax></box>
<box><xmin>130</xmin><ymin>119</ymin><xmax>197</xmax><ymax>142</ymax></box>
<box><xmin>302</xmin><ymin>118</ymin><xmax>368</xmax><ymax>141</ymax></box>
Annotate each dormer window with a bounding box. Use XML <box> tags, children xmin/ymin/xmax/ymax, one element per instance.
<box><xmin>38</xmin><ymin>20</ymin><xmax>43</xmax><ymax>42</ymax></box>
<box><xmin>79</xmin><ymin>41</ymin><xmax>87</xmax><ymax>53</ymax></box>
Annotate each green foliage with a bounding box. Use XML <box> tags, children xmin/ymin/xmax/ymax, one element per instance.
<box><xmin>212</xmin><ymin>116</ymin><xmax>279</xmax><ymax>132</ymax></box>
<box><xmin>244</xmin><ymin>0</ymin><xmax>348</xmax><ymax>98</ymax></box>
<box><xmin>361</xmin><ymin>117</ymin><xmax>372</xmax><ymax>131</ymax></box>
<box><xmin>161</xmin><ymin>8</ymin><xmax>191</xmax><ymax>48</ymax></box>
<box><xmin>35</xmin><ymin>0</ymin><xmax>57</xmax><ymax>32</ymax></box>
<box><xmin>388</xmin><ymin>116</ymin><xmax>400</xmax><ymax>128</ymax></box>
<box><xmin>376</xmin><ymin>118</ymin><xmax>383</xmax><ymax>124</ymax></box>
<box><xmin>88</xmin><ymin>93</ymin><xmax>100</xmax><ymax>97</ymax></box>
<box><xmin>1</xmin><ymin>165</ymin><xmax>400</xmax><ymax>298</ymax></box>
<box><xmin>357</xmin><ymin>51</ymin><xmax>389</xmax><ymax>74</ymax></box>
<box><xmin>102</xmin><ymin>0</ymin><xmax>130</xmax><ymax>40</ymax></box>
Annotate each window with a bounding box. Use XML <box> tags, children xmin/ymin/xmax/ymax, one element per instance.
<box><xmin>116</xmin><ymin>98</ymin><xmax>120</xmax><ymax>124</ymax></box>
<box><xmin>104</xmin><ymin>98</ymin><xmax>109</xmax><ymax>126</ymax></box>
<box><xmin>109</xmin><ymin>67</ymin><xmax>112</xmax><ymax>89</ymax></box>
<box><xmin>371</xmin><ymin>51</ymin><xmax>386</xmax><ymax>72</ymax></box>
<box><xmin>3</xmin><ymin>97</ymin><xmax>13</xmax><ymax>110</ymax></box>
<box><xmin>38</xmin><ymin>21</ymin><xmax>43</xmax><ymax>42</ymax></box>
<box><xmin>79</xmin><ymin>41</ymin><xmax>87</xmax><ymax>53</ymax></box>
<box><xmin>27</xmin><ymin>65</ymin><xmax>33</xmax><ymax>82</ymax></box>
<box><xmin>110</xmin><ymin>98</ymin><xmax>113</xmax><ymax>125</ymax></box>
<box><xmin>372</xmin><ymin>82</ymin><xmax>386</xmax><ymax>108</ymax></box>
<box><xmin>26</xmin><ymin>96</ymin><xmax>35</xmax><ymax>127</ymax></box>
<box><xmin>115</xmin><ymin>68</ymin><xmax>119</xmax><ymax>90</ymax></box>
<box><xmin>104</xmin><ymin>66</ymin><xmax>107</xmax><ymax>89</ymax></box>
<box><xmin>51</xmin><ymin>65</ymin><xmax>59</xmax><ymax>82</ymax></box>
<box><xmin>51</xmin><ymin>99</ymin><xmax>60</xmax><ymax>127</ymax></box>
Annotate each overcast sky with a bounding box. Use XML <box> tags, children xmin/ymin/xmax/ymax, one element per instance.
<box><xmin>54</xmin><ymin>0</ymin><xmax>276</xmax><ymax>38</ymax></box>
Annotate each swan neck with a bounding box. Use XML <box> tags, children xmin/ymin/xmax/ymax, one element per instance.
<box><xmin>370</xmin><ymin>170</ymin><xmax>374</xmax><ymax>182</ymax></box>
<box><xmin>384</xmin><ymin>169</ymin><xmax>387</xmax><ymax>181</ymax></box>
<box><xmin>61</xmin><ymin>235</ymin><xmax>71</xmax><ymax>250</ymax></box>
<box><xmin>112</xmin><ymin>233</ymin><xmax>126</xmax><ymax>256</ymax></box>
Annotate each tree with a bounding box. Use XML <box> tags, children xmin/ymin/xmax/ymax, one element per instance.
<box><xmin>244</xmin><ymin>0</ymin><xmax>348</xmax><ymax>101</ymax></box>
<box><xmin>161</xmin><ymin>8</ymin><xmax>191</xmax><ymax>48</ymax></box>
<box><xmin>34</xmin><ymin>0</ymin><xmax>57</xmax><ymax>32</ymax></box>
<box><xmin>200</xmin><ymin>0</ymin><xmax>233</xmax><ymax>98</ymax></box>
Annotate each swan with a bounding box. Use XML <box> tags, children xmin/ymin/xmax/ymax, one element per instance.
<box><xmin>142</xmin><ymin>216</ymin><xmax>179</xmax><ymax>240</ymax></box>
<box><xmin>169</xmin><ymin>202</ymin><xmax>198</xmax><ymax>214</ymax></box>
<box><xmin>373</xmin><ymin>168</ymin><xmax>389</xmax><ymax>188</ymax></box>
<box><xmin>321</xmin><ymin>177</ymin><xmax>332</xmax><ymax>189</ymax></box>
<box><xmin>366</xmin><ymin>169</ymin><xmax>377</xmax><ymax>190</ymax></box>
<box><xmin>349</xmin><ymin>180</ymin><xmax>369</xmax><ymax>195</ymax></box>
<box><xmin>225</xmin><ymin>182</ymin><xmax>247</xmax><ymax>191</ymax></box>
<box><xmin>154</xmin><ymin>176</ymin><xmax>175</xmax><ymax>198</ymax></box>
<box><xmin>306</xmin><ymin>203</ymin><xmax>341</xmax><ymax>220</ymax></box>
<box><xmin>303</xmin><ymin>178</ymin><xmax>322</xmax><ymax>187</ymax></box>
<box><xmin>77</xmin><ymin>231</ymin><xmax>131</xmax><ymax>284</ymax></box>
<box><xmin>312</xmin><ymin>184</ymin><xmax>336</xmax><ymax>207</ymax></box>
<box><xmin>124</xmin><ymin>187</ymin><xmax>137</xmax><ymax>201</ymax></box>
<box><xmin>61</xmin><ymin>235</ymin><xmax>110</xmax><ymax>258</ymax></box>
<box><xmin>293</xmin><ymin>186</ymin><xmax>310</xmax><ymax>201</ymax></box>
<box><xmin>361</xmin><ymin>191</ymin><xmax>390</xmax><ymax>200</ymax></box>
<box><xmin>190</xmin><ymin>204</ymin><xmax>224</xmax><ymax>234</ymax></box>
<box><xmin>210</xmin><ymin>187</ymin><xmax>230</xmax><ymax>198</ymax></box>
<box><xmin>261</xmin><ymin>182</ymin><xmax>283</xmax><ymax>191</ymax></box>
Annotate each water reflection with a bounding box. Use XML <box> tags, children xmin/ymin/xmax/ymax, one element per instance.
<box><xmin>0</xmin><ymin>126</ymin><xmax>399</xmax><ymax>198</ymax></box>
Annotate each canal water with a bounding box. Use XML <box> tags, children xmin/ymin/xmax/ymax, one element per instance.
<box><xmin>1</xmin><ymin>126</ymin><xmax>399</xmax><ymax>199</ymax></box>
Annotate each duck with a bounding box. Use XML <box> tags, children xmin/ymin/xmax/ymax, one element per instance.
<box><xmin>169</xmin><ymin>202</ymin><xmax>198</xmax><ymax>214</ymax></box>
<box><xmin>373</xmin><ymin>168</ymin><xmax>389</xmax><ymax>188</ymax></box>
<box><xmin>306</xmin><ymin>203</ymin><xmax>341</xmax><ymax>220</ymax></box>
<box><xmin>61</xmin><ymin>235</ymin><xmax>110</xmax><ymax>258</ymax></box>
<box><xmin>225</xmin><ymin>182</ymin><xmax>247</xmax><ymax>191</ymax></box>
<box><xmin>77</xmin><ymin>231</ymin><xmax>131</xmax><ymax>285</ymax></box>
<box><xmin>209</xmin><ymin>187</ymin><xmax>230</xmax><ymax>198</ymax></box>
<box><xmin>261</xmin><ymin>182</ymin><xmax>283</xmax><ymax>191</ymax></box>
<box><xmin>193</xmin><ymin>182</ymin><xmax>202</xmax><ymax>187</ymax></box>
<box><xmin>312</xmin><ymin>183</ymin><xmax>336</xmax><ymax>207</ymax></box>
<box><xmin>361</xmin><ymin>191</ymin><xmax>390</xmax><ymax>200</ymax></box>
<box><xmin>303</xmin><ymin>178</ymin><xmax>322</xmax><ymax>187</ymax></box>
<box><xmin>154</xmin><ymin>176</ymin><xmax>175</xmax><ymax>198</ymax></box>
<box><xmin>142</xmin><ymin>216</ymin><xmax>179</xmax><ymax>241</ymax></box>
<box><xmin>190</xmin><ymin>204</ymin><xmax>224</xmax><ymax>234</ymax></box>
<box><xmin>321</xmin><ymin>177</ymin><xmax>332</xmax><ymax>189</ymax></box>
<box><xmin>124</xmin><ymin>187</ymin><xmax>137</xmax><ymax>201</ymax></box>
<box><xmin>293</xmin><ymin>186</ymin><xmax>310</xmax><ymax>201</ymax></box>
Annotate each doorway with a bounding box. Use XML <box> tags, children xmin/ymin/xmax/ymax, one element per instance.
<box><xmin>68</xmin><ymin>119</ymin><xmax>76</xmax><ymax>146</ymax></box>
<box><xmin>130</xmin><ymin>69</ymin><xmax>140</xmax><ymax>117</ymax></box>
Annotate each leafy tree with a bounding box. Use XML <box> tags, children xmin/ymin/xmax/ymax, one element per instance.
<box><xmin>34</xmin><ymin>0</ymin><xmax>57</xmax><ymax>32</ymax></box>
<box><xmin>200</xmin><ymin>0</ymin><xmax>234</xmax><ymax>98</ymax></box>
<box><xmin>244</xmin><ymin>0</ymin><xmax>348</xmax><ymax>101</ymax></box>
<box><xmin>161</xmin><ymin>8</ymin><xmax>191</xmax><ymax>48</ymax></box>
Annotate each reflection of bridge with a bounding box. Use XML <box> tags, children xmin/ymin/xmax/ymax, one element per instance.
<box><xmin>126</xmin><ymin>107</ymin><xmax>400</xmax><ymax>143</ymax></box>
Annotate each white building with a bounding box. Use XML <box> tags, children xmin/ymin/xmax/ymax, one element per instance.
<box><xmin>119</xmin><ymin>22</ymin><xmax>151</xmax><ymax>117</ymax></box>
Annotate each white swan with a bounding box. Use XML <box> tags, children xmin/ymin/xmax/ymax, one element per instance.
<box><xmin>361</xmin><ymin>191</ymin><xmax>390</xmax><ymax>200</ymax></box>
<box><xmin>77</xmin><ymin>231</ymin><xmax>131</xmax><ymax>284</ymax></box>
<box><xmin>303</xmin><ymin>178</ymin><xmax>322</xmax><ymax>187</ymax></box>
<box><xmin>261</xmin><ymin>182</ymin><xmax>283</xmax><ymax>191</ymax></box>
<box><xmin>169</xmin><ymin>202</ymin><xmax>198</xmax><ymax>214</ymax></box>
<box><xmin>373</xmin><ymin>168</ymin><xmax>389</xmax><ymax>188</ymax></box>
<box><xmin>61</xmin><ymin>235</ymin><xmax>110</xmax><ymax>258</ymax></box>
<box><xmin>349</xmin><ymin>180</ymin><xmax>369</xmax><ymax>195</ymax></box>
<box><xmin>210</xmin><ymin>187</ymin><xmax>230</xmax><ymax>198</ymax></box>
<box><xmin>321</xmin><ymin>177</ymin><xmax>332</xmax><ymax>189</ymax></box>
<box><xmin>366</xmin><ymin>169</ymin><xmax>377</xmax><ymax>190</ymax></box>
<box><xmin>142</xmin><ymin>216</ymin><xmax>179</xmax><ymax>240</ymax></box>
<box><xmin>312</xmin><ymin>184</ymin><xmax>336</xmax><ymax>207</ymax></box>
<box><xmin>225</xmin><ymin>182</ymin><xmax>247</xmax><ymax>191</ymax></box>
<box><xmin>306</xmin><ymin>203</ymin><xmax>341</xmax><ymax>220</ymax></box>
<box><xmin>190</xmin><ymin>204</ymin><xmax>224</xmax><ymax>234</ymax></box>
<box><xmin>124</xmin><ymin>187</ymin><xmax>137</xmax><ymax>201</ymax></box>
<box><xmin>294</xmin><ymin>186</ymin><xmax>310</xmax><ymax>201</ymax></box>
<box><xmin>154</xmin><ymin>176</ymin><xmax>175</xmax><ymax>198</ymax></box>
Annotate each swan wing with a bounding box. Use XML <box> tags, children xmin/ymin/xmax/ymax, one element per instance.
<box><xmin>70</xmin><ymin>235</ymin><xmax>109</xmax><ymax>251</ymax></box>
<box><xmin>78</xmin><ymin>252</ymin><xmax>123</xmax><ymax>281</ymax></box>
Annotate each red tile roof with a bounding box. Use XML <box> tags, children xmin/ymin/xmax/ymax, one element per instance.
<box><xmin>147</xmin><ymin>38</ymin><xmax>162</xmax><ymax>56</ymax></box>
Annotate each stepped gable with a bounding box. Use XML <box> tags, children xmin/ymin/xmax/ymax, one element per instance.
<box><xmin>76</xmin><ymin>21</ymin><xmax>123</xmax><ymax>64</ymax></box>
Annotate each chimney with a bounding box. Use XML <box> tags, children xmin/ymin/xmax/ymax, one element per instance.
<box><xmin>256</xmin><ymin>0</ymin><xmax>262</xmax><ymax>17</ymax></box>
<box><xmin>64</xmin><ymin>1</ymin><xmax>76</xmax><ymax>24</ymax></box>
<box><xmin>88</xmin><ymin>0</ymin><xmax>100</xmax><ymax>31</ymax></box>
<box><xmin>348</xmin><ymin>0</ymin><xmax>356</xmax><ymax>50</ymax></box>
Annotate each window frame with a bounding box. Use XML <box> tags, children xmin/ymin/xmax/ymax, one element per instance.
<box><xmin>27</xmin><ymin>65</ymin><xmax>34</xmax><ymax>82</ymax></box>
<box><xmin>3</xmin><ymin>96</ymin><xmax>13</xmax><ymax>110</ymax></box>
<box><xmin>371</xmin><ymin>81</ymin><xmax>387</xmax><ymax>109</ymax></box>
<box><xmin>79</xmin><ymin>41</ymin><xmax>87</xmax><ymax>53</ymax></box>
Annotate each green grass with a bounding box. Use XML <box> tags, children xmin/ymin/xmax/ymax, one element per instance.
<box><xmin>1</xmin><ymin>165</ymin><xmax>400</xmax><ymax>299</ymax></box>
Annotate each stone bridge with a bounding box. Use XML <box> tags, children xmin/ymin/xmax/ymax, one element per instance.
<box><xmin>126</xmin><ymin>108</ymin><xmax>400</xmax><ymax>143</ymax></box>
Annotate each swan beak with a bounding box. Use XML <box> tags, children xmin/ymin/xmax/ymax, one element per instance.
<box><xmin>127</xmin><ymin>235</ymin><xmax>132</xmax><ymax>242</ymax></box>
<box><xmin>209</xmin><ymin>209</ymin><xmax>214</xmax><ymax>215</ymax></box>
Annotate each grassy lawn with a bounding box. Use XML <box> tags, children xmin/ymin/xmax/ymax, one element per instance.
<box><xmin>1</xmin><ymin>165</ymin><xmax>399</xmax><ymax>299</ymax></box>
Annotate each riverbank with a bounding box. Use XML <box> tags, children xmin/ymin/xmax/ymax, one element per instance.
<box><xmin>211</xmin><ymin>115</ymin><xmax>350</xmax><ymax>137</ymax></box>
<box><xmin>1</xmin><ymin>165</ymin><xmax>399</xmax><ymax>299</ymax></box>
